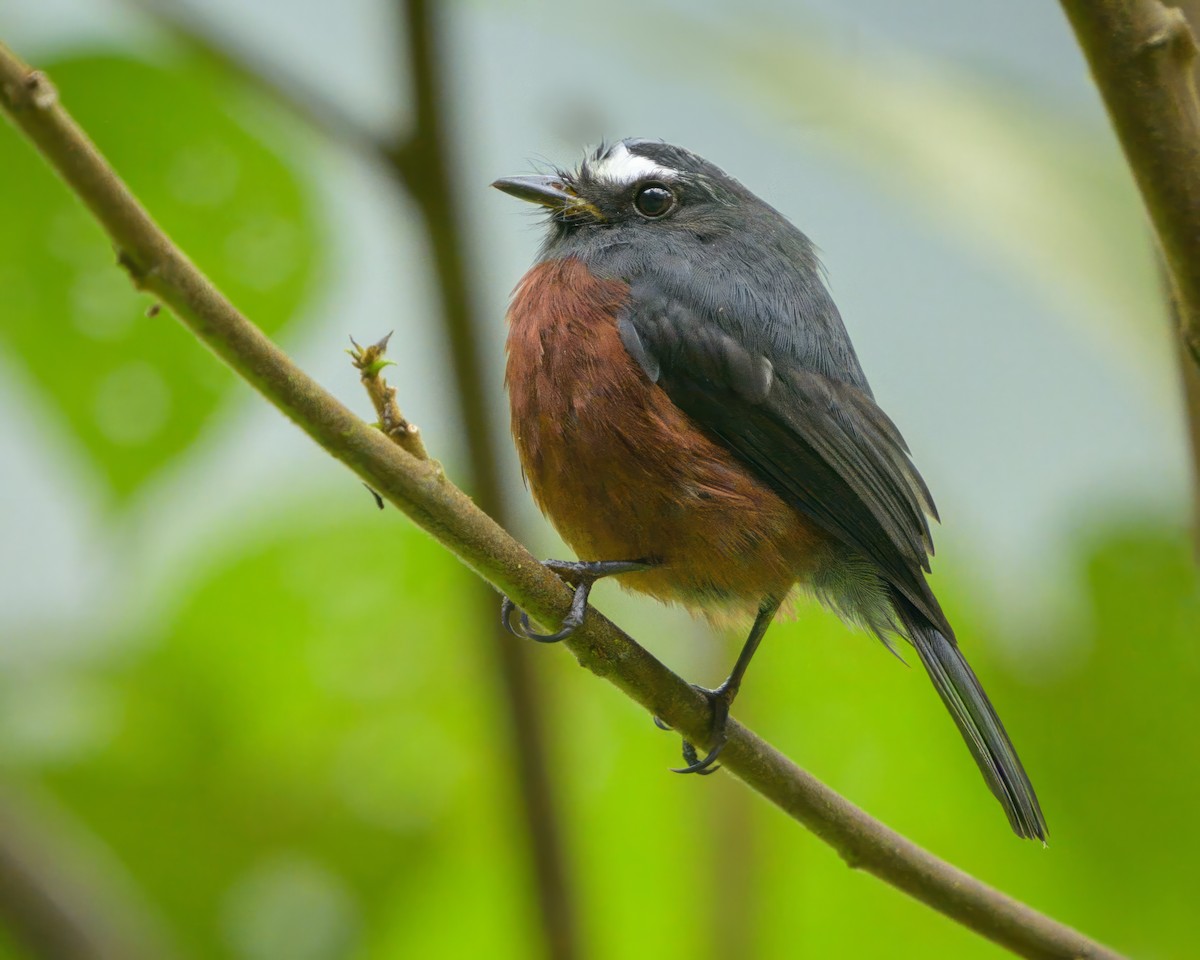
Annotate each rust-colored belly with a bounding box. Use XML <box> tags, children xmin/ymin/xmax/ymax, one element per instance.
<box><xmin>504</xmin><ymin>258</ymin><xmax>822</xmax><ymax>618</ymax></box>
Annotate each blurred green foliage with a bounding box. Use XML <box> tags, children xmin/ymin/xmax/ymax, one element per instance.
<box><xmin>1</xmin><ymin>40</ymin><xmax>1198</xmax><ymax>960</ymax></box>
<box><xmin>0</xmin><ymin>53</ymin><xmax>318</xmax><ymax>501</ymax></box>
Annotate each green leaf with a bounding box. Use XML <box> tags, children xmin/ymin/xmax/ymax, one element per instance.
<box><xmin>0</xmin><ymin>51</ymin><xmax>322</xmax><ymax>502</ymax></box>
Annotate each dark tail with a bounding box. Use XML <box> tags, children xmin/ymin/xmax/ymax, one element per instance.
<box><xmin>894</xmin><ymin>594</ymin><xmax>1048</xmax><ymax>842</ymax></box>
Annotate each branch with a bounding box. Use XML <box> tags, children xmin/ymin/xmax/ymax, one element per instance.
<box><xmin>1057</xmin><ymin>1</ymin><xmax>1200</xmax><ymax>367</ymax></box>
<box><xmin>391</xmin><ymin>0</ymin><xmax>505</xmax><ymax>510</ymax></box>
<box><xmin>1056</xmin><ymin>0</ymin><xmax>1200</xmax><ymax>548</ymax></box>
<box><xmin>1178</xmin><ymin>334</ymin><xmax>1200</xmax><ymax>553</ymax></box>
<box><xmin>1153</xmin><ymin>0</ymin><xmax>1200</xmax><ymax>557</ymax></box>
<box><xmin>0</xmin><ymin>42</ymin><xmax>1125</xmax><ymax>960</ymax></box>
<box><xmin>1159</xmin><ymin>258</ymin><xmax>1200</xmax><ymax>555</ymax></box>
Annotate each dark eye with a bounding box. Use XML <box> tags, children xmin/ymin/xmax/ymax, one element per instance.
<box><xmin>634</xmin><ymin>183</ymin><xmax>675</xmax><ymax>218</ymax></box>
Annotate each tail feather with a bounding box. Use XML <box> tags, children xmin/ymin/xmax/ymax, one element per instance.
<box><xmin>894</xmin><ymin>595</ymin><xmax>1048</xmax><ymax>841</ymax></box>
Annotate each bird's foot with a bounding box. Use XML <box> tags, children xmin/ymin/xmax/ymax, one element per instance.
<box><xmin>500</xmin><ymin>559</ymin><xmax>650</xmax><ymax>643</ymax></box>
<box><xmin>677</xmin><ymin>739</ymin><xmax>722</xmax><ymax>776</ymax></box>
<box><xmin>665</xmin><ymin>683</ymin><xmax>735</xmax><ymax>776</ymax></box>
<box><xmin>500</xmin><ymin>583</ymin><xmax>589</xmax><ymax>643</ymax></box>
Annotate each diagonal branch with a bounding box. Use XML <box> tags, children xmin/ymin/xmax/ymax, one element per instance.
<box><xmin>0</xmin><ymin>42</ymin><xmax>1124</xmax><ymax>960</ymax></box>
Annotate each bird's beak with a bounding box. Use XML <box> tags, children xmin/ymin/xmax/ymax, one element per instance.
<box><xmin>491</xmin><ymin>175</ymin><xmax>576</xmax><ymax>209</ymax></box>
<box><xmin>491</xmin><ymin>174</ymin><xmax>602</xmax><ymax>221</ymax></box>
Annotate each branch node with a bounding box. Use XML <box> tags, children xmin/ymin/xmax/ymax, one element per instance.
<box><xmin>349</xmin><ymin>332</ymin><xmax>429</xmax><ymax>460</ymax></box>
<box><xmin>384</xmin><ymin>136</ymin><xmax>417</xmax><ymax>186</ymax></box>
<box><xmin>116</xmin><ymin>249</ymin><xmax>159</xmax><ymax>290</ymax></box>
<box><xmin>1185</xmin><ymin>328</ymin><xmax>1200</xmax><ymax>367</ymax></box>
<box><xmin>1138</xmin><ymin>5</ymin><xmax>1198</xmax><ymax>62</ymax></box>
<box><xmin>9</xmin><ymin>68</ymin><xmax>57</xmax><ymax>110</ymax></box>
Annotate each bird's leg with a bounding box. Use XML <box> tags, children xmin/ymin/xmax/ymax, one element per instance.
<box><xmin>671</xmin><ymin>596</ymin><xmax>783</xmax><ymax>775</ymax></box>
<box><xmin>500</xmin><ymin>559</ymin><xmax>653</xmax><ymax>643</ymax></box>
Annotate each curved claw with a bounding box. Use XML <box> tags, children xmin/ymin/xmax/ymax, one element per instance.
<box><xmin>670</xmin><ymin>684</ymin><xmax>732</xmax><ymax>776</ymax></box>
<box><xmin>652</xmin><ymin>715</ymin><xmax>673</xmax><ymax>732</ymax></box>
<box><xmin>672</xmin><ymin>738</ymin><xmax>724</xmax><ymax>775</ymax></box>
<box><xmin>498</xmin><ymin>559</ymin><xmax>648</xmax><ymax>646</ymax></box>
<box><xmin>500</xmin><ymin>596</ymin><xmax>530</xmax><ymax>638</ymax></box>
<box><xmin>498</xmin><ymin>581</ymin><xmax>589</xmax><ymax>645</ymax></box>
<box><xmin>517</xmin><ymin>607</ymin><xmax>582</xmax><ymax>644</ymax></box>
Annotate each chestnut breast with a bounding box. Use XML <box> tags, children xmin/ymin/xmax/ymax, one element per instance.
<box><xmin>504</xmin><ymin>257</ymin><xmax>825</xmax><ymax>616</ymax></box>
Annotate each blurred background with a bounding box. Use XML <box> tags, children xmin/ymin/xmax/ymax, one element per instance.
<box><xmin>0</xmin><ymin>0</ymin><xmax>1197</xmax><ymax>957</ymax></box>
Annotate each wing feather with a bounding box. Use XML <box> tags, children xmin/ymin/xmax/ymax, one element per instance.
<box><xmin>622</xmin><ymin>298</ymin><xmax>947</xmax><ymax>632</ymax></box>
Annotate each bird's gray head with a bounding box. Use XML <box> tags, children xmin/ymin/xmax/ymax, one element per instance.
<box><xmin>494</xmin><ymin>138</ymin><xmax>863</xmax><ymax>391</ymax></box>
<box><xmin>492</xmin><ymin>139</ymin><xmax>776</xmax><ymax>255</ymax></box>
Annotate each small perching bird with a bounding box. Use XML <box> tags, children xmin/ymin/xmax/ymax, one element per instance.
<box><xmin>494</xmin><ymin>139</ymin><xmax>1047</xmax><ymax>841</ymax></box>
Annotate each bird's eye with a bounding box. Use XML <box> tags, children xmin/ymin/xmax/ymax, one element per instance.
<box><xmin>633</xmin><ymin>183</ymin><xmax>675</xmax><ymax>218</ymax></box>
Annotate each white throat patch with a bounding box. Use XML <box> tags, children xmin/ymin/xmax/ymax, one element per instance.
<box><xmin>590</xmin><ymin>142</ymin><xmax>678</xmax><ymax>185</ymax></box>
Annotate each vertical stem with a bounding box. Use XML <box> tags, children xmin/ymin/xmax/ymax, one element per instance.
<box><xmin>0</xmin><ymin>792</ymin><xmax>177</xmax><ymax>960</ymax></box>
<box><xmin>1058</xmin><ymin>0</ymin><xmax>1200</xmax><ymax>550</ymax></box>
<box><xmin>1163</xmin><ymin>260</ymin><xmax>1200</xmax><ymax>555</ymax></box>
<box><xmin>392</xmin><ymin>3</ymin><xmax>578</xmax><ymax>957</ymax></box>
<box><xmin>707</xmin><ymin>780</ymin><xmax>759</xmax><ymax>960</ymax></box>
<box><xmin>704</xmin><ymin>627</ymin><xmax>760</xmax><ymax>960</ymax></box>
<box><xmin>1162</xmin><ymin>0</ymin><xmax>1200</xmax><ymax>553</ymax></box>
<box><xmin>1181</xmin><ymin>359</ymin><xmax>1200</xmax><ymax>552</ymax></box>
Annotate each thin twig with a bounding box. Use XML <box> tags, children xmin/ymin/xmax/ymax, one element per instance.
<box><xmin>0</xmin><ymin>42</ymin><xmax>1125</xmax><ymax>960</ymax></box>
<box><xmin>349</xmin><ymin>332</ymin><xmax>431</xmax><ymax>461</ymax></box>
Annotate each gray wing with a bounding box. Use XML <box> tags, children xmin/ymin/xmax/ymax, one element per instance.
<box><xmin>619</xmin><ymin>295</ymin><xmax>948</xmax><ymax>634</ymax></box>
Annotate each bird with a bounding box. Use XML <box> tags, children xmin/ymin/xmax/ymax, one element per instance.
<box><xmin>492</xmin><ymin>138</ymin><xmax>1047</xmax><ymax>841</ymax></box>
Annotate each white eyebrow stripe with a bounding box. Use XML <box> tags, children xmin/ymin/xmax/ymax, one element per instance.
<box><xmin>591</xmin><ymin>142</ymin><xmax>678</xmax><ymax>184</ymax></box>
